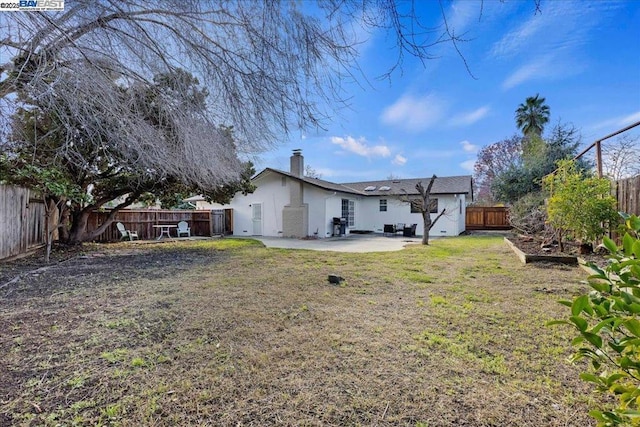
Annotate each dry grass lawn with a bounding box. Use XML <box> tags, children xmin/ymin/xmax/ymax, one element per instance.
<box><xmin>0</xmin><ymin>235</ymin><xmax>605</xmax><ymax>426</ymax></box>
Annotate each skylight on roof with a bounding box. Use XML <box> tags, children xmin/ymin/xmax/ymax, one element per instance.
<box><xmin>364</xmin><ymin>185</ymin><xmax>376</xmax><ymax>191</ymax></box>
<box><xmin>379</xmin><ymin>186</ymin><xmax>391</xmax><ymax>191</ymax></box>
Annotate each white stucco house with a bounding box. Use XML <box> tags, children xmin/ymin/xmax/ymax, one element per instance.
<box><xmin>185</xmin><ymin>150</ymin><xmax>473</xmax><ymax>238</ymax></box>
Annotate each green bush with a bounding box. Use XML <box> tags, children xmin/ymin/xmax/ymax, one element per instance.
<box><xmin>550</xmin><ymin>213</ymin><xmax>640</xmax><ymax>426</ymax></box>
<box><xmin>543</xmin><ymin>159</ymin><xmax>618</xmax><ymax>252</ymax></box>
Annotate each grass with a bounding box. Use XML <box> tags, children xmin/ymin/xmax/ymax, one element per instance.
<box><xmin>0</xmin><ymin>235</ymin><xmax>603</xmax><ymax>426</ymax></box>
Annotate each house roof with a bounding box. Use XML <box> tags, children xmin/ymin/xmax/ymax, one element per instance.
<box><xmin>256</xmin><ymin>168</ymin><xmax>364</xmax><ymax>195</ymax></box>
<box><xmin>184</xmin><ymin>170</ymin><xmax>473</xmax><ymax>202</ymax></box>
<box><xmin>258</xmin><ymin>168</ymin><xmax>473</xmax><ymax>198</ymax></box>
<box><xmin>341</xmin><ymin>175</ymin><xmax>473</xmax><ymax>196</ymax></box>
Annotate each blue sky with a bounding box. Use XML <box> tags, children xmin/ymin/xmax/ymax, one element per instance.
<box><xmin>255</xmin><ymin>0</ymin><xmax>640</xmax><ymax>183</ymax></box>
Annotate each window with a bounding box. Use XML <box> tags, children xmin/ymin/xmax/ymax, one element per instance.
<box><xmin>410</xmin><ymin>198</ymin><xmax>438</xmax><ymax>214</ymax></box>
<box><xmin>429</xmin><ymin>198</ymin><xmax>438</xmax><ymax>213</ymax></box>
<box><xmin>379</xmin><ymin>186</ymin><xmax>391</xmax><ymax>191</ymax></box>
<box><xmin>341</xmin><ymin>199</ymin><xmax>355</xmax><ymax>227</ymax></box>
<box><xmin>364</xmin><ymin>185</ymin><xmax>376</xmax><ymax>191</ymax></box>
<box><xmin>379</xmin><ymin>199</ymin><xmax>387</xmax><ymax>212</ymax></box>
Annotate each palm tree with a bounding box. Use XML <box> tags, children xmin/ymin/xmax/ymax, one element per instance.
<box><xmin>515</xmin><ymin>94</ymin><xmax>550</xmax><ymax>137</ymax></box>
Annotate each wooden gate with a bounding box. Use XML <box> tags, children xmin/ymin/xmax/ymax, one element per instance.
<box><xmin>211</xmin><ymin>209</ymin><xmax>233</xmax><ymax>235</ymax></box>
<box><xmin>0</xmin><ymin>185</ymin><xmax>46</xmax><ymax>260</ymax></box>
<box><xmin>465</xmin><ymin>207</ymin><xmax>511</xmax><ymax>230</ymax></box>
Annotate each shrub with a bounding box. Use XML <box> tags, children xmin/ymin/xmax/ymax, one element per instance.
<box><xmin>550</xmin><ymin>213</ymin><xmax>640</xmax><ymax>426</ymax></box>
<box><xmin>543</xmin><ymin>159</ymin><xmax>618</xmax><ymax>252</ymax></box>
<box><xmin>508</xmin><ymin>191</ymin><xmax>547</xmax><ymax>235</ymax></box>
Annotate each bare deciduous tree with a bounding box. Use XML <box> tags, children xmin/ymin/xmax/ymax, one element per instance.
<box><xmin>0</xmin><ymin>1</ymin><xmax>475</xmax><ymax>147</ymax></box>
<box><xmin>304</xmin><ymin>165</ymin><xmax>322</xmax><ymax>179</ymax></box>
<box><xmin>602</xmin><ymin>134</ymin><xmax>640</xmax><ymax>180</ymax></box>
<box><xmin>400</xmin><ymin>175</ymin><xmax>447</xmax><ymax>245</ymax></box>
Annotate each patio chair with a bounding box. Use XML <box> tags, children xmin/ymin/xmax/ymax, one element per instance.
<box><xmin>403</xmin><ymin>223</ymin><xmax>417</xmax><ymax>237</ymax></box>
<box><xmin>383</xmin><ymin>224</ymin><xmax>396</xmax><ymax>236</ymax></box>
<box><xmin>396</xmin><ymin>223</ymin><xmax>405</xmax><ymax>235</ymax></box>
<box><xmin>116</xmin><ymin>222</ymin><xmax>138</xmax><ymax>241</ymax></box>
<box><xmin>177</xmin><ymin>221</ymin><xmax>191</xmax><ymax>237</ymax></box>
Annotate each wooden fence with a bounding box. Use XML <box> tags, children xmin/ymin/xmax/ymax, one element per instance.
<box><xmin>0</xmin><ymin>185</ymin><xmax>46</xmax><ymax>260</ymax></box>
<box><xmin>615</xmin><ymin>175</ymin><xmax>640</xmax><ymax>216</ymax></box>
<box><xmin>465</xmin><ymin>206</ymin><xmax>511</xmax><ymax>230</ymax></box>
<box><xmin>88</xmin><ymin>208</ymin><xmax>233</xmax><ymax>242</ymax></box>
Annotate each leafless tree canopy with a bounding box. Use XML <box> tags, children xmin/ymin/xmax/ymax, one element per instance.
<box><xmin>602</xmin><ymin>134</ymin><xmax>640</xmax><ymax>180</ymax></box>
<box><xmin>0</xmin><ymin>1</ymin><xmax>467</xmax><ymax>182</ymax></box>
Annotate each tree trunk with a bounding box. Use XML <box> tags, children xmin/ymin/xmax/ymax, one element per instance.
<box><xmin>422</xmin><ymin>213</ymin><xmax>432</xmax><ymax>245</ymax></box>
<box><xmin>557</xmin><ymin>229</ymin><xmax>564</xmax><ymax>252</ymax></box>
<box><xmin>67</xmin><ymin>195</ymin><xmax>138</xmax><ymax>243</ymax></box>
<box><xmin>67</xmin><ymin>209</ymin><xmax>92</xmax><ymax>244</ymax></box>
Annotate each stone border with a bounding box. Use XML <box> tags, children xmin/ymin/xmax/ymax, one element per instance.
<box><xmin>504</xmin><ymin>237</ymin><xmax>578</xmax><ymax>265</ymax></box>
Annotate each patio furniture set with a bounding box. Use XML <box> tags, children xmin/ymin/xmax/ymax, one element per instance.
<box><xmin>116</xmin><ymin>221</ymin><xmax>191</xmax><ymax>241</ymax></box>
<box><xmin>383</xmin><ymin>223</ymin><xmax>417</xmax><ymax>237</ymax></box>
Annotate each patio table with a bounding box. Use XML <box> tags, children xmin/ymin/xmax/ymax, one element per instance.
<box><xmin>152</xmin><ymin>224</ymin><xmax>177</xmax><ymax>240</ymax></box>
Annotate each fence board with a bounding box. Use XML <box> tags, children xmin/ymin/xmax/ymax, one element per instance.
<box><xmin>465</xmin><ymin>207</ymin><xmax>511</xmax><ymax>230</ymax></box>
<box><xmin>616</xmin><ymin>175</ymin><xmax>640</xmax><ymax>216</ymax></box>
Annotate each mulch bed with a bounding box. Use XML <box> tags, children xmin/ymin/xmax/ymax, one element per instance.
<box><xmin>506</xmin><ymin>233</ymin><xmax>609</xmax><ymax>268</ymax></box>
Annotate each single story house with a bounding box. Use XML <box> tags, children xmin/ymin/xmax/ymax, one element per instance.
<box><xmin>185</xmin><ymin>150</ymin><xmax>473</xmax><ymax>238</ymax></box>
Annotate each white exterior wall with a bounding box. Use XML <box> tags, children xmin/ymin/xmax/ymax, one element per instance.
<box><xmin>194</xmin><ymin>173</ymin><xmax>290</xmax><ymax>237</ymax></box>
<box><xmin>356</xmin><ymin>194</ymin><xmax>464</xmax><ymax>237</ymax></box>
<box><xmin>191</xmin><ymin>173</ymin><xmax>468</xmax><ymax>238</ymax></box>
<box><xmin>302</xmin><ymin>185</ymin><xmax>330</xmax><ymax>237</ymax></box>
<box><xmin>311</xmin><ymin>191</ymin><xmax>363</xmax><ymax>237</ymax></box>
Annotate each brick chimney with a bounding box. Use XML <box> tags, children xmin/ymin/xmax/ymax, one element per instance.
<box><xmin>282</xmin><ymin>149</ymin><xmax>308</xmax><ymax>237</ymax></box>
<box><xmin>290</xmin><ymin>148</ymin><xmax>303</xmax><ymax>177</ymax></box>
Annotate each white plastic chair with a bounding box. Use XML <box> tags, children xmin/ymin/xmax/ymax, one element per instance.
<box><xmin>116</xmin><ymin>222</ymin><xmax>138</xmax><ymax>241</ymax></box>
<box><xmin>177</xmin><ymin>221</ymin><xmax>191</xmax><ymax>237</ymax></box>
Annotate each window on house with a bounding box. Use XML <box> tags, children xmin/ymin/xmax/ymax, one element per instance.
<box><xmin>341</xmin><ymin>199</ymin><xmax>355</xmax><ymax>227</ymax></box>
<box><xmin>410</xmin><ymin>198</ymin><xmax>438</xmax><ymax>213</ymax></box>
<box><xmin>380</xmin><ymin>199</ymin><xmax>387</xmax><ymax>212</ymax></box>
<box><xmin>459</xmin><ymin>199</ymin><xmax>462</xmax><ymax>214</ymax></box>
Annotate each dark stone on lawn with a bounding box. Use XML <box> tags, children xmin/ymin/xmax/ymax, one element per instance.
<box><xmin>328</xmin><ymin>275</ymin><xmax>344</xmax><ymax>284</ymax></box>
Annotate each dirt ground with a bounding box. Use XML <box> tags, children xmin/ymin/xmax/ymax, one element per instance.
<box><xmin>0</xmin><ymin>237</ymin><xmax>606</xmax><ymax>426</ymax></box>
<box><xmin>507</xmin><ymin>233</ymin><xmax>608</xmax><ymax>267</ymax></box>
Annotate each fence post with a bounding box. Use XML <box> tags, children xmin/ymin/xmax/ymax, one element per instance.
<box><xmin>595</xmin><ymin>140</ymin><xmax>603</xmax><ymax>178</ymax></box>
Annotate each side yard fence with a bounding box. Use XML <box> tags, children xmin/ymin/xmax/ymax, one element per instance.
<box><xmin>615</xmin><ymin>175</ymin><xmax>640</xmax><ymax>217</ymax></box>
<box><xmin>87</xmin><ymin>208</ymin><xmax>233</xmax><ymax>242</ymax></box>
<box><xmin>0</xmin><ymin>185</ymin><xmax>46</xmax><ymax>260</ymax></box>
<box><xmin>465</xmin><ymin>206</ymin><xmax>511</xmax><ymax>230</ymax></box>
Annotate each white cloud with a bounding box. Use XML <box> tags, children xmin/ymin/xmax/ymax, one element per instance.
<box><xmin>449</xmin><ymin>106</ymin><xmax>489</xmax><ymax>126</ymax></box>
<box><xmin>490</xmin><ymin>12</ymin><xmax>547</xmax><ymax>59</ymax></box>
<box><xmin>330</xmin><ymin>135</ymin><xmax>391</xmax><ymax>158</ymax></box>
<box><xmin>460</xmin><ymin>159</ymin><xmax>476</xmax><ymax>172</ymax></box>
<box><xmin>493</xmin><ymin>1</ymin><xmax>614</xmax><ymax>89</ymax></box>
<box><xmin>460</xmin><ymin>140</ymin><xmax>478</xmax><ymax>153</ymax></box>
<box><xmin>445</xmin><ymin>1</ymin><xmax>480</xmax><ymax>36</ymax></box>
<box><xmin>380</xmin><ymin>94</ymin><xmax>447</xmax><ymax>132</ymax></box>
<box><xmin>592</xmin><ymin>111</ymin><xmax>640</xmax><ymax>130</ymax></box>
<box><xmin>491</xmin><ymin>2</ymin><xmax>600</xmax><ymax>59</ymax></box>
<box><xmin>392</xmin><ymin>154</ymin><xmax>407</xmax><ymax>166</ymax></box>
